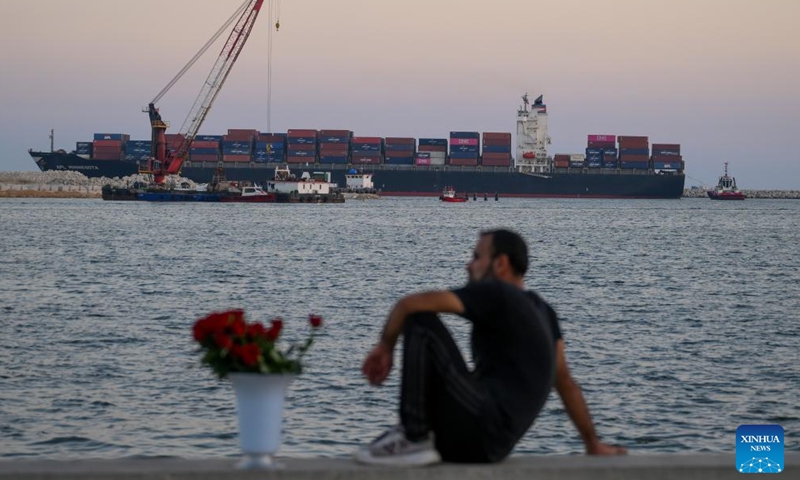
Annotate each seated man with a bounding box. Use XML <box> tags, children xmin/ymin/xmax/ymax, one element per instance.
<box><xmin>356</xmin><ymin>229</ymin><xmax>626</xmax><ymax>466</ymax></box>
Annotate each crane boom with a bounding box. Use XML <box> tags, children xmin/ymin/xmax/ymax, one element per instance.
<box><xmin>143</xmin><ymin>0</ymin><xmax>265</xmax><ymax>184</ymax></box>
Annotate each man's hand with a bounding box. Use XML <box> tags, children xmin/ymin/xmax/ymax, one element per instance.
<box><xmin>587</xmin><ymin>440</ymin><xmax>628</xmax><ymax>455</ymax></box>
<box><xmin>362</xmin><ymin>342</ymin><xmax>393</xmax><ymax>386</ymax></box>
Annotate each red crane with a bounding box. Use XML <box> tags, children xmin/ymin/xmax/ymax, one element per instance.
<box><xmin>140</xmin><ymin>0</ymin><xmax>265</xmax><ymax>184</ymax></box>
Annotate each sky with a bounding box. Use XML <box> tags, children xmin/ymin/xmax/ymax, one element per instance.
<box><xmin>0</xmin><ymin>0</ymin><xmax>798</xmax><ymax>189</ymax></box>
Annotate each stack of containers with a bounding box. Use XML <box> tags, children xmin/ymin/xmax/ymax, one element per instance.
<box><xmin>449</xmin><ymin>132</ymin><xmax>480</xmax><ymax>166</ymax></box>
<box><xmin>190</xmin><ymin>135</ymin><xmax>221</xmax><ymax>162</ymax></box>
<box><xmin>125</xmin><ymin>140</ymin><xmax>152</xmax><ymax>161</ymax></box>
<box><xmin>553</xmin><ymin>154</ymin><xmax>571</xmax><ymax>168</ymax></box>
<box><xmin>351</xmin><ymin>136</ymin><xmax>383</xmax><ymax>164</ymax></box>
<box><xmin>223</xmin><ymin>129</ymin><xmax>257</xmax><ymax>162</ymax></box>
<box><xmin>165</xmin><ymin>133</ymin><xmax>187</xmax><ymax>157</ymax></box>
<box><xmin>417</xmin><ymin>139</ymin><xmax>447</xmax><ymax>165</ymax></box>
<box><xmin>651</xmin><ymin>144</ymin><xmax>682</xmax><ymax>170</ymax></box>
<box><xmin>75</xmin><ymin>142</ymin><xmax>93</xmax><ymax>158</ymax></box>
<box><xmin>318</xmin><ymin>130</ymin><xmax>351</xmax><ymax>164</ymax></box>
<box><xmin>569</xmin><ymin>154</ymin><xmax>586</xmax><ymax>168</ymax></box>
<box><xmin>618</xmin><ymin>136</ymin><xmax>649</xmax><ymax>169</ymax></box>
<box><xmin>287</xmin><ymin>129</ymin><xmax>317</xmax><ymax>164</ymax></box>
<box><xmin>254</xmin><ymin>133</ymin><xmax>286</xmax><ymax>163</ymax></box>
<box><xmin>586</xmin><ymin>135</ymin><xmax>615</xmax><ymax>168</ymax></box>
<box><xmin>481</xmin><ymin>132</ymin><xmax>512</xmax><ymax>166</ymax></box>
<box><xmin>92</xmin><ymin>133</ymin><xmax>129</xmax><ymax>160</ymax></box>
<box><xmin>384</xmin><ymin>137</ymin><xmax>416</xmax><ymax>165</ymax></box>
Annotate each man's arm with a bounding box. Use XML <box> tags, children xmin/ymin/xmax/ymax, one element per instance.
<box><xmin>554</xmin><ymin>339</ymin><xmax>627</xmax><ymax>455</ymax></box>
<box><xmin>362</xmin><ymin>290</ymin><xmax>464</xmax><ymax>385</ymax></box>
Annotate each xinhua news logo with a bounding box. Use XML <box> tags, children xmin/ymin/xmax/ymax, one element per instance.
<box><xmin>737</xmin><ymin>425</ymin><xmax>784</xmax><ymax>474</ymax></box>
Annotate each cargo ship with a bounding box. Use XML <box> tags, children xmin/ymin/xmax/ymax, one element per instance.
<box><xmin>29</xmin><ymin>95</ymin><xmax>686</xmax><ymax>198</ymax></box>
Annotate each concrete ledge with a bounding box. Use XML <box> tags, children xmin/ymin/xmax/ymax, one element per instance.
<box><xmin>2</xmin><ymin>454</ymin><xmax>796</xmax><ymax>480</ymax></box>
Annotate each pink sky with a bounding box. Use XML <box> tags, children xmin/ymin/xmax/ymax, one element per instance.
<box><xmin>1</xmin><ymin>0</ymin><xmax>798</xmax><ymax>188</ymax></box>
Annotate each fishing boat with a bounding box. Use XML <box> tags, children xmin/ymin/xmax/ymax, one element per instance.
<box><xmin>439</xmin><ymin>186</ymin><xmax>468</xmax><ymax>203</ymax></box>
<box><xmin>707</xmin><ymin>162</ymin><xmax>746</xmax><ymax>200</ymax></box>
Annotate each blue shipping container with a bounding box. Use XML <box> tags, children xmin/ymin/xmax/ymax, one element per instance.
<box><xmin>602</xmin><ymin>148</ymin><xmax>618</xmax><ymax>156</ymax></box>
<box><xmin>450</xmin><ymin>151</ymin><xmax>479</xmax><ymax>159</ymax></box>
<box><xmin>619</xmin><ymin>148</ymin><xmax>649</xmax><ymax>156</ymax></box>
<box><xmin>653</xmin><ymin>162</ymin><xmax>681</xmax><ymax>169</ymax></box>
<box><xmin>196</xmin><ymin>135</ymin><xmax>223</xmax><ymax>142</ymax></box>
<box><xmin>318</xmin><ymin>136</ymin><xmax>350</xmax><ymax>144</ymax></box>
<box><xmin>586</xmin><ymin>148</ymin><xmax>603</xmax><ymax>156</ymax></box>
<box><xmin>449</xmin><ymin>132</ymin><xmax>480</xmax><ymax>139</ymax></box>
<box><xmin>287</xmin><ymin>137</ymin><xmax>316</xmax><ymax>145</ymax></box>
<box><xmin>451</xmin><ymin>145</ymin><xmax>479</xmax><ymax>153</ymax></box>
<box><xmin>419</xmin><ymin>138</ymin><xmax>448</xmax><ymax>146</ymax></box>
<box><xmin>190</xmin><ymin>148</ymin><xmax>220</xmax><ymax>155</ymax></box>
<box><xmin>653</xmin><ymin>149</ymin><xmax>681</xmax><ymax>156</ymax></box>
<box><xmin>620</xmin><ymin>162</ymin><xmax>649</xmax><ymax>169</ymax></box>
<box><xmin>287</xmin><ymin>149</ymin><xmax>314</xmax><ymax>157</ymax></box>
<box><xmin>93</xmin><ymin>133</ymin><xmax>127</xmax><ymax>141</ymax></box>
<box><xmin>352</xmin><ymin>144</ymin><xmax>381</xmax><ymax>152</ymax></box>
<box><xmin>384</xmin><ymin>143</ymin><xmax>415</xmax><ymax>152</ymax></box>
<box><xmin>482</xmin><ymin>145</ymin><xmax>512</xmax><ymax>153</ymax></box>
<box><xmin>603</xmin><ymin>161</ymin><xmax>618</xmax><ymax>168</ymax></box>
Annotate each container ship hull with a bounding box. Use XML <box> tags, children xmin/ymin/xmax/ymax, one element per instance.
<box><xmin>30</xmin><ymin>153</ymin><xmax>684</xmax><ymax>199</ymax></box>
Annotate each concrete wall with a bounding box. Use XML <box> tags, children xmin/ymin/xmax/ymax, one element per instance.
<box><xmin>2</xmin><ymin>454</ymin><xmax>797</xmax><ymax>480</ymax></box>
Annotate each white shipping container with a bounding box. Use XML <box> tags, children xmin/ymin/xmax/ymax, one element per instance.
<box><xmin>570</xmin><ymin>154</ymin><xmax>586</xmax><ymax>161</ymax></box>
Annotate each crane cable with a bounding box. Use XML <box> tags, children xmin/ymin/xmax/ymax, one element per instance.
<box><xmin>267</xmin><ymin>0</ymin><xmax>281</xmax><ymax>133</ymax></box>
<box><xmin>150</xmin><ymin>0</ymin><xmax>250</xmax><ymax>105</ymax></box>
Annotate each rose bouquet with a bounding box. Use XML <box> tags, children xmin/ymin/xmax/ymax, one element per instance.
<box><xmin>192</xmin><ymin>309</ymin><xmax>323</xmax><ymax>378</ymax></box>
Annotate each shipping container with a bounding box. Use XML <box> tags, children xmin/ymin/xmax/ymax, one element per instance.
<box><xmin>553</xmin><ymin>160</ymin><xmax>570</xmax><ymax>168</ymax></box>
<box><xmin>189</xmin><ymin>148</ymin><xmax>219</xmax><ymax>156</ymax></box>
<box><xmin>352</xmin><ymin>144</ymin><xmax>382</xmax><ymax>152</ymax></box>
<box><xmin>384</xmin><ymin>143</ymin><xmax>416</xmax><ymax>152</ymax></box>
<box><xmin>287</xmin><ymin>129</ymin><xmax>317</xmax><ymax>137</ymax></box>
<box><xmin>587</xmin><ymin>140</ymin><xmax>616</xmax><ymax>149</ymax></box>
<box><xmin>287</xmin><ymin>156</ymin><xmax>314</xmax><ymax>164</ymax></box>
<box><xmin>93</xmin><ymin>133</ymin><xmax>130</xmax><ymax>141</ymax></box>
<box><xmin>618</xmin><ymin>154</ymin><xmax>649</xmax><ymax>162</ymax></box>
<box><xmin>287</xmin><ymin>149</ymin><xmax>314</xmax><ymax>157</ymax></box>
<box><xmin>222</xmin><ymin>155</ymin><xmax>251</xmax><ymax>162</ymax></box>
<box><xmin>450</xmin><ymin>151</ymin><xmax>479</xmax><ymax>159</ymax></box>
<box><xmin>588</xmin><ymin>134</ymin><xmax>616</xmax><ymax>143</ymax></box>
<box><xmin>319</xmin><ymin>129</ymin><xmax>351</xmax><ymax>136</ymax></box>
<box><xmin>287</xmin><ymin>136</ymin><xmax>316</xmax><ymax>145</ymax></box>
<box><xmin>450</xmin><ymin>138</ymin><xmax>479</xmax><ymax>146</ymax></box>
<box><xmin>351</xmin><ymin>154</ymin><xmax>383</xmax><ymax>165</ymax></box>
<box><xmin>419</xmin><ymin>138</ymin><xmax>448</xmax><ymax>147</ymax></box>
<box><xmin>285</xmin><ymin>143</ymin><xmax>315</xmax><ymax>151</ymax></box>
<box><xmin>384</xmin><ymin>137</ymin><xmax>415</xmax><ymax>145</ymax></box>
<box><xmin>196</xmin><ymin>135</ymin><xmax>224</xmax><ymax>142</ymax></box>
<box><xmin>190</xmin><ymin>154</ymin><xmax>220</xmax><ymax>162</ymax></box>
<box><xmin>418</xmin><ymin>145</ymin><xmax>447</xmax><ymax>153</ymax></box>
<box><xmin>93</xmin><ymin>140</ymin><xmax>124</xmax><ymax>148</ymax></box>
<box><xmin>602</xmin><ymin>161</ymin><xmax>618</xmax><ymax>168</ymax></box>
<box><xmin>553</xmin><ymin>154</ymin><xmax>571</xmax><ymax>162</ymax></box>
<box><xmin>449</xmin><ymin>131</ymin><xmax>480</xmax><ymax>139</ymax></box>
<box><xmin>481</xmin><ymin>157</ymin><xmax>512</xmax><ymax>167</ymax></box>
<box><xmin>653</xmin><ymin>161</ymin><xmax>681</xmax><ymax>170</ymax></box>
<box><xmin>482</xmin><ymin>145</ymin><xmax>512</xmax><ymax>153</ymax></box>
<box><xmin>190</xmin><ymin>141</ymin><xmax>220</xmax><ymax>149</ymax></box>
<box><xmin>483</xmin><ymin>132</ymin><xmax>512</xmax><ymax>140</ymax></box>
<box><xmin>451</xmin><ymin>145</ymin><xmax>479</xmax><ymax>153</ymax></box>
<box><xmin>652</xmin><ymin>154</ymin><xmax>683</xmax><ymax>163</ymax></box>
<box><xmin>619</xmin><ymin>148</ymin><xmax>649</xmax><ymax>156</ymax></box>
<box><xmin>318</xmin><ymin>136</ymin><xmax>350</xmax><ymax>144</ymax></box>
<box><xmin>619</xmin><ymin>162</ymin><xmax>649</xmax><ymax>169</ymax></box>
<box><xmin>482</xmin><ymin>138</ymin><xmax>512</xmax><ymax>147</ymax></box>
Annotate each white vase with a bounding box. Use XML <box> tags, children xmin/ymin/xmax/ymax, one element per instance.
<box><xmin>229</xmin><ymin>372</ymin><xmax>296</xmax><ymax>470</ymax></box>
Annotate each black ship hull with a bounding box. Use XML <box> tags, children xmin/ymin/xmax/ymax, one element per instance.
<box><xmin>30</xmin><ymin>152</ymin><xmax>685</xmax><ymax>199</ymax></box>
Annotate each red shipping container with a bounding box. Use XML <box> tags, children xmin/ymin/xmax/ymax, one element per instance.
<box><xmin>228</xmin><ymin>129</ymin><xmax>259</xmax><ymax>137</ymax></box>
<box><xmin>553</xmin><ymin>154</ymin><xmax>571</xmax><ymax>161</ymax></box>
<box><xmin>450</xmin><ymin>138</ymin><xmax>479</xmax><ymax>146</ymax></box>
<box><xmin>287</xmin><ymin>129</ymin><xmax>317</xmax><ymax>137</ymax></box>
<box><xmin>191</xmin><ymin>141</ymin><xmax>220</xmax><ymax>149</ymax></box>
<box><xmin>618</xmin><ymin>135</ymin><xmax>648</xmax><ymax>142</ymax></box>
<box><xmin>449</xmin><ymin>158</ymin><xmax>478</xmax><ymax>166</ymax></box>
<box><xmin>351</xmin><ymin>154</ymin><xmax>383</xmax><ymax>164</ymax></box>
<box><xmin>319</xmin><ymin>148</ymin><xmax>349</xmax><ymax>156</ymax></box>
<box><xmin>319</xmin><ymin>129</ymin><xmax>351</xmax><ymax>136</ymax></box>
<box><xmin>554</xmin><ymin>160</ymin><xmax>570</xmax><ymax>168</ymax></box>
<box><xmin>190</xmin><ymin>154</ymin><xmax>219</xmax><ymax>162</ymax></box>
<box><xmin>386</xmin><ymin>150</ymin><xmax>416</xmax><ymax>158</ymax></box>
<box><xmin>352</xmin><ymin>136</ymin><xmax>382</xmax><ymax>144</ymax></box>
<box><xmin>481</xmin><ymin>152</ymin><xmax>511</xmax><ymax>160</ymax></box>
<box><xmin>588</xmin><ymin>141</ymin><xmax>615</xmax><ymax>149</ymax></box>
<box><xmin>258</xmin><ymin>134</ymin><xmax>285</xmax><ymax>142</ymax></box>
<box><xmin>483</xmin><ymin>132</ymin><xmax>512</xmax><ymax>139</ymax></box>
<box><xmin>93</xmin><ymin>140</ymin><xmax>124</xmax><ymax>148</ymax></box>
<box><xmin>652</xmin><ymin>143</ymin><xmax>680</xmax><ymax>150</ymax></box>
<box><xmin>223</xmin><ymin>155</ymin><xmax>251</xmax><ymax>162</ymax></box>
<box><xmin>384</xmin><ymin>137</ymin><xmax>415</xmax><ymax>145</ymax></box>
<box><xmin>418</xmin><ymin>145</ymin><xmax>447</xmax><ymax>153</ymax></box>
<box><xmin>618</xmin><ymin>154</ymin><xmax>649</xmax><ymax>162</ymax></box>
<box><xmin>288</xmin><ymin>143</ymin><xmax>316</xmax><ymax>152</ymax></box>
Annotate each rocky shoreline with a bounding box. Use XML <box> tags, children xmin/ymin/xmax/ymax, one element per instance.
<box><xmin>683</xmin><ymin>187</ymin><xmax>800</xmax><ymax>199</ymax></box>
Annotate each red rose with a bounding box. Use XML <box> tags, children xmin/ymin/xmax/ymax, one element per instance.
<box><xmin>266</xmin><ymin>318</ymin><xmax>283</xmax><ymax>341</ymax></box>
<box><xmin>308</xmin><ymin>314</ymin><xmax>323</xmax><ymax>328</ymax></box>
<box><xmin>248</xmin><ymin>322</ymin><xmax>267</xmax><ymax>338</ymax></box>
<box><xmin>192</xmin><ymin>320</ymin><xmax>209</xmax><ymax>342</ymax></box>
<box><xmin>229</xmin><ymin>317</ymin><xmax>246</xmax><ymax>337</ymax></box>
<box><xmin>214</xmin><ymin>332</ymin><xmax>233</xmax><ymax>351</ymax></box>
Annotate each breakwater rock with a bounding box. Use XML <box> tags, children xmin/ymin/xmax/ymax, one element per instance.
<box><xmin>0</xmin><ymin>171</ymin><xmax>199</xmax><ymax>198</ymax></box>
<box><xmin>683</xmin><ymin>188</ymin><xmax>800</xmax><ymax>199</ymax></box>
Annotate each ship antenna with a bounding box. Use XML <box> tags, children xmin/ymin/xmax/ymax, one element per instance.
<box><xmin>522</xmin><ymin>93</ymin><xmax>529</xmax><ymax>112</ymax></box>
<box><xmin>724</xmin><ymin>161</ymin><xmax>728</xmax><ymax>176</ymax></box>
<box><xmin>49</xmin><ymin>128</ymin><xmax>54</xmax><ymax>153</ymax></box>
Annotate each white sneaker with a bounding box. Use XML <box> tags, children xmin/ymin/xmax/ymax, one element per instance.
<box><xmin>354</xmin><ymin>425</ymin><xmax>442</xmax><ymax>467</ymax></box>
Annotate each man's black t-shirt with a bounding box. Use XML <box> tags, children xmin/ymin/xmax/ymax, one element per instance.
<box><xmin>452</xmin><ymin>280</ymin><xmax>559</xmax><ymax>451</ymax></box>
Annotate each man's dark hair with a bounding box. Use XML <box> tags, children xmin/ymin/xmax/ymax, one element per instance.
<box><xmin>481</xmin><ymin>229</ymin><xmax>529</xmax><ymax>276</ymax></box>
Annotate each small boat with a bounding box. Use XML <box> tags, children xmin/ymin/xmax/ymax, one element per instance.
<box><xmin>439</xmin><ymin>186</ymin><xmax>468</xmax><ymax>203</ymax></box>
<box><xmin>707</xmin><ymin>162</ymin><xmax>746</xmax><ymax>200</ymax></box>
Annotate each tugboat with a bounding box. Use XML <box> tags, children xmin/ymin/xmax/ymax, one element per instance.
<box><xmin>439</xmin><ymin>186</ymin><xmax>468</xmax><ymax>203</ymax></box>
<box><xmin>707</xmin><ymin>162</ymin><xmax>746</xmax><ymax>200</ymax></box>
